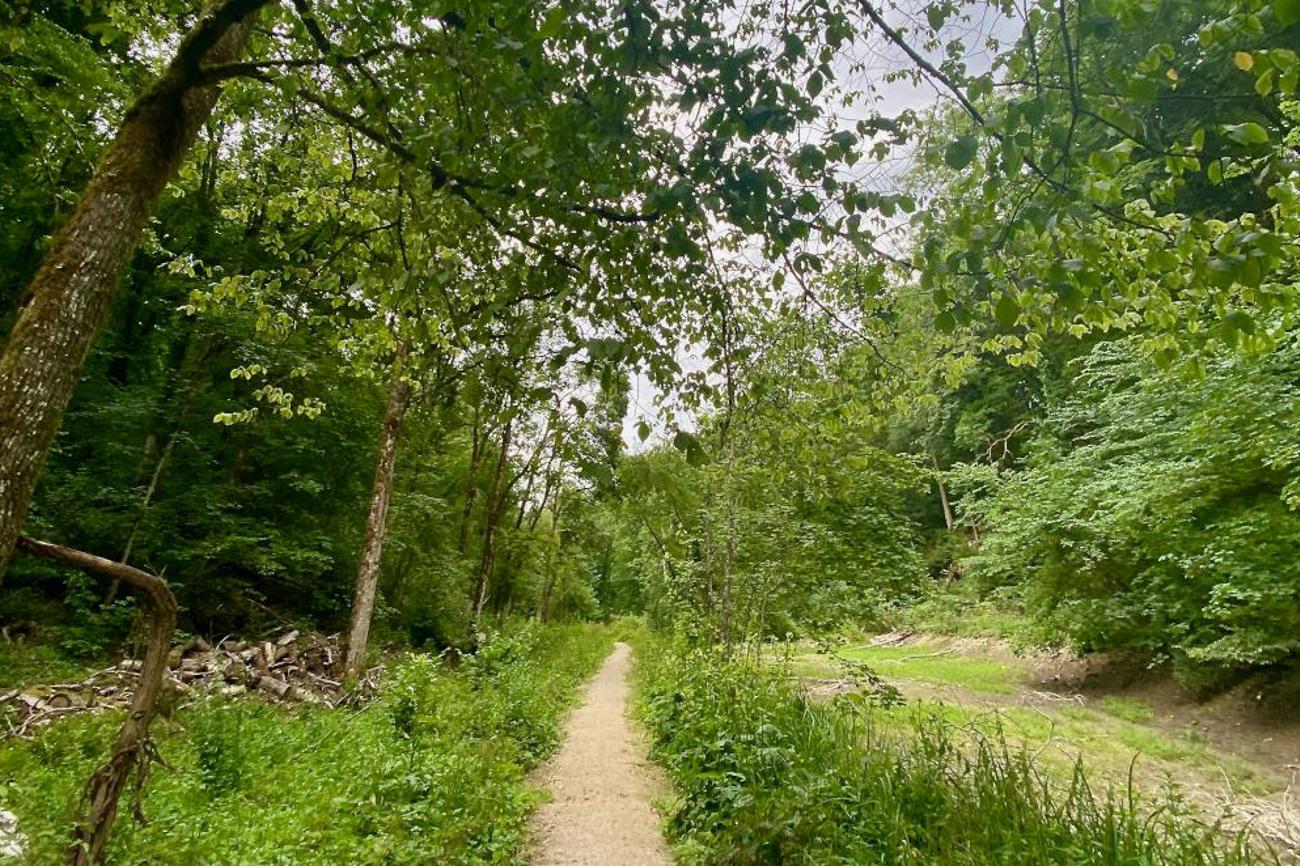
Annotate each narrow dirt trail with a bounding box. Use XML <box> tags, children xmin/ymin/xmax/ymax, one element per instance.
<box><xmin>530</xmin><ymin>642</ymin><xmax>673</xmax><ymax>866</ymax></box>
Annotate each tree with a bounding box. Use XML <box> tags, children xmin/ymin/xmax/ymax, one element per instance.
<box><xmin>0</xmin><ymin>0</ymin><xmax>272</xmax><ymax>578</ymax></box>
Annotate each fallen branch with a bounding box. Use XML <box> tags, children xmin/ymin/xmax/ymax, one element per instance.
<box><xmin>15</xmin><ymin>536</ymin><xmax>177</xmax><ymax>866</ymax></box>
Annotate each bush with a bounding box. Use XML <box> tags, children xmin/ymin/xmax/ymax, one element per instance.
<box><xmin>636</xmin><ymin>636</ymin><xmax>1263</xmax><ymax>866</ymax></box>
<box><xmin>960</xmin><ymin>338</ymin><xmax>1300</xmax><ymax>670</ymax></box>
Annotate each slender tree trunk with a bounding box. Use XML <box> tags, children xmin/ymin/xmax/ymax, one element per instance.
<box><xmin>512</xmin><ymin>432</ymin><xmax>553</xmax><ymax>531</ymax></box>
<box><xmin>721</xmin><ymin>440</ymin><xmax>736</xmax><ymax>656</ymax></box>
<box><xmin>514</xmin><ymin>466</ymin><xmax>537</xmax><ymax>530</ymax></box>
<box><xmin>457</xmin><ymin>407</ymin><xmax>483</xmax><ymax>555</ymax></box>
<box><xmin>472</xmin><ymin>418</ymin><xmax>512</xmax><ymax>618</ymax></box>
<box><xmin>932</xmin><ymin>454</ymin><xmax>955</xmax><ymax>531</ymax></box>
<box><xmin>106</xmin><ymin>342</ymin><xmax>216</xmax><ymax>603</ymax></box>
<box><xmin>0</xmin><ymin>0</ymin><xmax>269</xmax><ymax>580</ymax></box>
<box><xmin>537</xmin><ymin>489</ymin><xmax>563</xmax><ymax>622</ymax></box>
<box><xmin>700</xmin><ymin>511</ymin><xmax>715</xmax><ymax>620</ymax></box>
<box><xmin>15</xmin><ymin>537</ymin><xmax>176</xmax><ymax>866</ymax></box>
<box><xmin>341</xmin><ymin>347</ymin><xmax>412</xmax><ymax>679</ymax></box>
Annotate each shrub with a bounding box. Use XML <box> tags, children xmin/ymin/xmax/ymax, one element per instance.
<box><xmin>960</xmin><ymin>338</ymin><xmax>1300</xmax><ymax>671</ymax></box>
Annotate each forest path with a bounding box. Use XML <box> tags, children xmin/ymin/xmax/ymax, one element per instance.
<box><xmin>529</xmin><ymin>642</ymin><xmax>673</xmax><ymax>866</ymax></box>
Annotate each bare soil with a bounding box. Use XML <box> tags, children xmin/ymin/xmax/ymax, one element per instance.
<box><xmin>1035</xmin><ymin>650</ymin><xmax>1300</xmax><ymax>777</ymax></box>
<box><xmin>529</xmin><ymin>642</ymin><xmax>673</xmax><ymax>866</ymax></box>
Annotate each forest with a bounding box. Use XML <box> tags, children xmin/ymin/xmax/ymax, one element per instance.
<box><xmin>1</xmin><ymin>0</ymin><xmax>1298</xmax><ymax>863</ymax></box>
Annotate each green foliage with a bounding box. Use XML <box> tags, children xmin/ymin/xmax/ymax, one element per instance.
<box><xmin>892</xmin><ymin>580</ymin><xmax>1043</xmax><ymax>645</ymax></box>
<box><xmin>0</xmin><ymin>643</ymin><xmax>93</xmax><ymax>693</ymax></box>
<box><xmin>0</xmin><ymin>622</ymin><xmax>614</xmax><ymax>864</ymax></box>
<box><xmin>961</xmin><ymin>337</ymin><xmax>1300</xmax><ymax>669</ymax></box>
<box><xmin>636</xmin><ymin>637</ymin><xmax>1263</xmax><ymax>866</ymax></box>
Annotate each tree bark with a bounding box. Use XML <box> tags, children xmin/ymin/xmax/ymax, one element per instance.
<box><xmin>341</xmin><ymin>346</ymin><xmax>412</xmax><ymax>679</ymax></box>
<box><xmin>528</xmin><ymin>443</ymin><xmax>560</xmax><ymax>533</ymax></box>
<box><xmin>14</xmin><ymin>536</ymin><xmax>177</xmax><ymax>866</ymax></box>
<box><xmin>0</xmin><ymin>0</ymin><xmax>271</xmax><ymax>580</ymax></box>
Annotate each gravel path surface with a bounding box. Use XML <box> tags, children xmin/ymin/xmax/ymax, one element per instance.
<box><xmin>530</xmin><ymin>642</ymin><xmax>673</xmax><ymax>865</ymax></box>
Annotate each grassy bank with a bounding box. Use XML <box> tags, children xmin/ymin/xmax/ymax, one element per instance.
<box><xmin>0</xmin><ymin>622</ymin><xmax>615</xmax><ymax>864</ymax></box>
<box><xmin>793</xmin><ymin>638</ymin><xmax>1283</xmax><ymax>803</ymax></box>
<box><xmin>635</xmin><ymin>636</ymin><xmax>1267</xmax><ymax>866</ymax></box>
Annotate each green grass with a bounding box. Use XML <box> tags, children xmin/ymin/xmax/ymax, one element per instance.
<box><xmin>854</xmin><ymin>694</ymin><xmax>1279</xmax><ymax>800</ymax></box>
<box><xmin>0</xmin><ymin>622</ymin><xmax>618</xmax><ymax>865</ymax></box>
<box><xmin>790</xmin><ymin>640</ymin><xmax>1281</xmax><ymax>803</ymax></box>
<box><xmin>637</xmin><ymin>637</ymin><xmax>1267</xmax><ymax>866</ymax></box>
<box><xmin>0</xmin><ymin>643</ymin><xmax>99</xmax><ymax>692</ymax></box>
<box><xmin>1099</xmin><ymin>696</ymin><xmax>1156</xmax><ymax>723</ymax></box>
<box><xmin>834</xmin><ymin>644</ymin><xmax>1026</xmax><ymax>694</ymax></box>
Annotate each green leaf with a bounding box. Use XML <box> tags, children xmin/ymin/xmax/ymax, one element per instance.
<box><xmin>1276</xmin><ymin>0</ymin><xmax>1300</xmax><ymax>26</ymax></box>
<box><xmin>672</xmin><ymin>431</ymin><xmax>707</xmax><ymax>466</ymax></box>
<box><xmin>944</xmin><ymin>135</ymin><xmax>979</xmax><ymax>170</ymax></box>
<box><xmin>1222</xmin><ymin>122</ymin><xmax>1270</xmax><ymax>145</ymax></box>
<box><xmin>1255</xmin><ymin>68</ymin><xmax>1275</xmax><ymax>96</ymax></box>
<box><xmin>636</xmin><ymin>420</ymin><xmax>651</xmax><ymax>442</ymax></box>
<box><xmin>994</xmin><ymin>293</ymin><xmax>1020</xmax><ymax>328</ymax></box>
<box><xmin>935</xmin><ymin>310</ymin><xmax>957</xmax><ymax>332</ymax></box>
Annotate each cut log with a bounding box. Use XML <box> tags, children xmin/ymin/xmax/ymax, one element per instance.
<box><xmin>255</xmin><ymin>677</ymin><xmax>295</xmax><ymax>701</ymax></box>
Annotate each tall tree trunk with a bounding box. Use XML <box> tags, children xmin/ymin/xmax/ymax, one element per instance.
<box><xmin>0</xmin><ymin>0</ymin><xmax>270</xmax><ymax>579</ymax></box>
<box><xmin>537</xmin><ymin>488</ymin><xmax>563</xmax><ymax>623</ymax></box>
<box><xmin>720</xmin><ymin>440</ymin><xmax>736</xmax><ymax>655</ymax></box>
<box><xmin>456</xmin><ymin>407</ymin><xmax>483</xmax><ymax>555</ymax></box>
<box><xmin>528</xmin><ymin>443</ymin><xmax>560</xmax><ymax>533</ymax></box>
<box><xmin>512</xmin><ymin>430</ymin><xmax>554</xmax><ymax>531</ymax></box>
<box><xmin>341</xmin><ymin>347</ymin><xmax>412</xmax><ymax>679</ymax></box>
<box><xmin>15</xmin><ymin>537</ymin><xmax>176</xmax><ymax>866</ymax></box>
<box><xmin>932</xmin><ymin>454</ymin><xmax>955</xmax><ymax>531</ymax></box>
<box><xmin>472</xmin><ymin>418</ymin><xmax>512</xmax><ymax>618</ymax></box>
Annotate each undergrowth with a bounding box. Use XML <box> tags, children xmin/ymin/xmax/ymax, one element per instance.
<box><xmin>0</xmin><ymin>621</ymin><xmax>614</xmax><ymax>864</ymax></box>
<box><xmin>635</xmin><ymin>636</ymin><xmax>1270</xmax><ymax>866</ymax></box>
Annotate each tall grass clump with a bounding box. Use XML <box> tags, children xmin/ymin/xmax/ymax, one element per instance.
<box><xmin>0</xmin><ymin>621</ymin><xmax>614</xmax><ymax>864</ymax></box>
<box><xmin>636</xmin><ymin>637</ymin><xmax>1267</xmax><ymax>866</ymax></box>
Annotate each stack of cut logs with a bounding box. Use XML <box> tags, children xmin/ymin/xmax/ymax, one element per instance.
<box><xmin>2</xmin><ymin>630</ymin><xmax>381</xmax><ymax>738</ymax></box>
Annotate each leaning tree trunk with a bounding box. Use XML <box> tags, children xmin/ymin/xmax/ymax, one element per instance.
<box><xmin>341</xmin><ymin>347</ymin><xmax>413</xmax><ymax>679</ymax></box>
<box><xmin>107</xmin><ymin>340</ymin><xmax>217</xmax><ymax>604</ymax></box>
<box><xmin>15</xmin><ymin>537</ymin><xmax>177</xmax><ymax>866</ymax></box>
<box><xmin>931</xmin><ymin>454</ymin><xmax>955</xmax><ymax>531</ymax></box>
<box><xmin>0</xmin><ymin>0</ymin><xmax>269</xmax><ymax>580</ymax></box>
